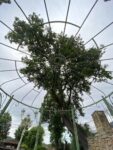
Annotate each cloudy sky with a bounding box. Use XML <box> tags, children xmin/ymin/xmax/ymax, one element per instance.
<box><xmin>0</xmin><ymin>0</ymin><xmax>113</xmax><ymax>143</ymax></box>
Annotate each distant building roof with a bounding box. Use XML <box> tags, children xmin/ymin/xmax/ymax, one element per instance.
<box><xmin>0</xmin><ymin>139</ymin><xmax>18</xmax><ymax>150</ymax></box>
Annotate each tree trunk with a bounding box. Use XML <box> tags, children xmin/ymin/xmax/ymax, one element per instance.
<box><xmin>51</xmin><ymin>90</ymin><xmax>88</xmax><ymax>149</ymax></box>
<box><xmin>62</xmin><ymin>114</ymin><xmax>88</xmax><ymax>150</ymax></box>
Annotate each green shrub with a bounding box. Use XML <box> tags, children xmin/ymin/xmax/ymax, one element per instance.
<box><xmin>37</xmin><ymin>145</ymin><xmax>47</xmax><ymax>150</ymax></box>
<box><xmin>21</xmin><ymin>143</ymin><xmax>29</xmax><ymax>150</ymax></box>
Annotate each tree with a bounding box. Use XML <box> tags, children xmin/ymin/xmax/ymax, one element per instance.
<box><xmin>23</xmin><ymin>126</ymin><xmax>45</xmax><ymax>150</ymax></box>
<box><xmin>41</xmin><ymin>93</ymin><xmax>69</xmax><ymax>150</ymax></box>
<box><xmin>0</xmin><ymin>0</ymin><xmax>11</xmax><ymax>5</ymax></box>
<box><xmin>0</xmin><ymin>112</ymin><xmax>12</xmax><ymax>140</ymax></box>
<box><xmin>21</xmin><ymin>143</ymin><xmax>29</xmax><ymax>150</ymax></box>
<box><xmin>15</xmin><ymin>116</ymin><xmax>31</xmax><ymax>141</ymax></box>
<box><xmin>6</xmin><ymin>13</ymin><xmax>112</xmax><ymax>149</ymax></box>
<box><xmin>79</xmin><ymin>123</ymin><xmax>94</xmax><ymax>137</ymax></box>
<box><xmin>49</xmin><ymin>112</ymin><xmax>64</xmax><ymax>150</ymax></box>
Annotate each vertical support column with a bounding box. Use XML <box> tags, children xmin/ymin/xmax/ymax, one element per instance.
<box><xmin>1</xmin><ymin>96</ymin><xmax>13</xmax><ymax>115</ymax></box>
<box><xmin>71</xmin><ymin>106</ymin><xmax>80</xmax><ymax>150</ymax></box>
<box><xmin>16</xmin><ymin>128</ymin><xmax>26</xmax><ymax>150</ymax></box>
<box><xmin>102</xmin><ymin>96</ymin><xmax>113</xmax><ymax>116</ymax></box>
<box><xmin>34</xmin><ymin>108</ymin><xmax>43</xmax><ymax>150</ymax></box>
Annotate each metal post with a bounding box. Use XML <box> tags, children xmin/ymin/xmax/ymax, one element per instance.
<box><xmin>1</xmin><ymin>96</ymin><xmax>13</xmax><ymax>115</ymax></box>
<box><xmin>16</xmin><ymin>128</ymin><xmax>26</xmax><ymax>150</ymax></box>
<box><xmin>102</xmin><ymin>96</ymin><xmax>113</xmax><ymax>116</ymax></box>
<box><xmin>33</xmin><ymin>109</ymin><xmax>42</xmax><ymax>150</ymax></box>
<box><xmin>71</xmin><ymin>106</ymin><xmax>80</xmax><ymax>150</ymax></box>
<box><xmin>0</xmin><ymin>93</ymin><xmax>2</xmax><ymax>109</ymax></box>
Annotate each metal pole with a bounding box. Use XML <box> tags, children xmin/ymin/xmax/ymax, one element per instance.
<box><xmin>102</xmin><ymin>96</ymin><xmax>113</xmax><ymax>116</ymax></box>
<box><xmin>1</xmin><ymin>96</ymin><xmax>13</xmax><ymax>115</ymax></box>
<box><xmin>33</xmin><ymin>109</ymin><xmax>42</xmax><ymax>150</ymax></box>
<box><xmin>0</xmin><ymin>93</ymin><xmax>2</xmax><ymax>109</ymax></box>
<box><xmin>71</xmin><ymin>106</ymin><xmax>80</xmax><ymax>150</ymax></box>
<box><xmin>16</xmin><ymin>128</ymin><xmax>26</xmax><ymax>150</ymax></box>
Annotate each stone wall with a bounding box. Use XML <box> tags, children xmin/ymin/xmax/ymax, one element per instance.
<box><xmin>88</xmin><ymin>111</ymin><xmax>113</xmax><ymax>150</ymax></box>
<box><xmin>88</xmin><ymin>131</ymin><xmax>113</xmax><ymax>150</ymax></box>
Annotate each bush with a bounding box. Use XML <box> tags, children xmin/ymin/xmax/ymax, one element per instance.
<box><xmin>37</xmin><ymin>145</ymin><xmax>47</xmax><ymax>150</ymax></box>
<box><xmin>21</xmin><ymin>143</ymin><xmax>29</xmax><ymax>150</ymax></box>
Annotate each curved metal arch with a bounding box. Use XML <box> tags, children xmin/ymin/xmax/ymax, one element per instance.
<box><xmin>0</xmin><ymin>57</ymin><xmax>22</xmax><ymax>62</ymax></box>
<box><xmin>91</xmin><ymin>85</ymin><xmax>106</xmax><ymax>96</ymax></box>
<box><xmin>0</xmin><ymin>87</ymin><xmax>38</xmax><ymax>110</ymax></box>
<box><xmin>1</xmin><ymin>86</ymin><xmax>113</xmax><ymax>111</ymax></box>
<box><xmin>15</xmin><ymin>61</ymin><xmax>27</xmax><ymax>84</ymax></box>
<box><xmin>63</xmin><ymin>0</ymin><xmax>71</xmax><ymax>35</ymax></box>
<box><xmin>85</xmin><ymin>21</ymin><xmax>113</xmax><ymax>45</ymax></box>
<box><xmin>31</xmin><ymin>89</ymin><xmax>43</xmax><ymax>106</ymax></box>
<box><xmin>82</xmin><ymin>92</ymin><xmax>98</xmax><ymax>110</ymax></box>
<box><xmin>103</xmin><ymin>80</ymin><xmax>113</xmax><ymax>87</ymax></box>
<box><xmin>20</xmin><ymin>85</ymin><xmax>39</xmax><ymax>103</ymax></box>
<box><xmin>100</xmin><ymin>42</ymin><xmax>113</xmax><ymax>50</ymax></box>
<box><xmin>10</xmin><ymin>82</ymin><xmax>29</xmax><ymax>95</ymax></box>
<box><xmin>43</xmin><ymin>0</ymin><xmax>51</xmax><ymax>29</ymax></box>
<box><xmin>91</xmin><ymin>39</ymin><xmax>113</xmax><ymax>62</ymax></box>
<box><xmin>85</xmin><ymin>92</ymin><xmax>97</xmax><ymax>106</ymax></box>
<box><xmin>0</xmin><ymin>69</ymin><xmax>19</xmax><ymax>72</ymax></box>
<box><xmin>1</xmin><ymin>94</ymin><xmax>7</xmax><ymax>107</ymax></box>
<box><xmin>86</xmin><ymin>84</ymin><xmax>109</xmax><ymax>109</ymax></box>
<box><xmin>15</xmin><ymin>60</ymin><xmax>40</xmax><ymax>94</ymax></box>
<box><xmin>0</xmin><ymin>77</ymin><xmax>25</xmax><ymax>87</ymax></box>
<box><xmin>0</xmin><ymin>42</ymin><xmax>30</xmax><ymax>56</ymax></box>
<box><xmin>101</xmin><ymin>57</ymin><xmax>113</xmax><ymax>61</ymax></box>
<box><xmin>0</xmin><ymin>0</ymin><xmax>113</xmax><ymax>113</ymax></box>
<box><xmin>0</xmin><ymin>20</ymin><xmax>30</xmax><ymax>56</ymax></box>
<box><xmin>0</xmin><ymin>19</ymin><xmax>26</xmax><ymax>55</ymax></box>
<box><xmin>83</xmin><ymin>91</ymin><xmax>113</xmax><ymax>108</ymax></box>
<box><xmin>92</xmin><ymin>38</ymin><xmax>99</xmax><ymax>49</ymax></box>
<box><xmin>109</xmin><ymin>94</ymin><xmax>113</xmax><ymax>105</ymax></box>
<box><xmin>0</xmin><ymin>20</ymin><xmax>14</xmax><ymax>32</ymax></box>
<box><xmin>14</xmin><ymin>0</ymin><xmax>30</xmax><ymax>23</ymax></box>
<box><xmin>43</xmin><ymin>20</ymin><xmax>80</xmax><ymax>28</ymax></box>
<box><xmin>75</xmin><ymin>0</ymin><xmax>99</xmax><ymax>37</ymax></box>
<box><xmin>8</xmin><ymin>0</ymin><xmax>52</xmax><ymax>59</ymax></box>
<box><xmin>31</xmin><ymin>93</ymin><xmax>40</xmax><ymax>106</ymax></box>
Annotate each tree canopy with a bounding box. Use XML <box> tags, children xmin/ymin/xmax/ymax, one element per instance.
<box><xmin>0</xmin><ymin>112</ymin><xmax>12</xmax><ymax>140</ymax></box>
<box><xmin>6</xmin><ymin>13</ymin><xmax>112</xmax><ymax>149</ymax></box>
<box><xmin>6</xmin><ymin>13</ymin><xmax>111</xmax><ymax>110</ymax></box>
<box><xmin>0</xmin><ymin>0</ymin><xmax>11</xmax><ymax>5</ymax></box>
<box><xmin>15</xmin><ymin>116</ymin><xmax>31</xmax><ymax>141</ymax></box>
<box><xmin>23</xmin><ymin>126</ymin><xmax>45</xmax><ymax>149</ymax></box>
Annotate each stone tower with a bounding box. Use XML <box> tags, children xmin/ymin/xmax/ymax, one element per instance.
<box><xmin>92</xmin><ymin>111</ymin><xmax>112</xmax><ymax>134</ymax></box>
<box><xmin>88</xmin><ymin>111</ymin><xmax>113</xmax><ymax>150</ymax></box>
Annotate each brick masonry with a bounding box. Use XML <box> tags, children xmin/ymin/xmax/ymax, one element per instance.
<box><xmin>88</xmin><ymin>111</ymin><xmax>113</xmax><ymax>150</ymax></box>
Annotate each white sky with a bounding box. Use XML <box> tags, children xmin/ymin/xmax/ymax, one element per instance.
<box><xmin>0</xmin><ymin>0</ymin><xmax>113</xmax><ymax>144</ymax></box>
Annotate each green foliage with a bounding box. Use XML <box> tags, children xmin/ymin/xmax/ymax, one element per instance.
<box><xmin>78</xmin><ymin>123</ymin><xmax>94</xmax><ymax>137</ymax></box>
<box><xmin>15</xmin><ymin>116</ymin><xmax>31</xmax><ymax>141</ymax></box>
<box><xmin>49</xmin><ymin>112</ymin><xmax>64</xmax><ymax>148</ymax></box>
<box><xmin>42</xmin><ymin>93</ymin><xmax>71</xmax><ymax>149</ymax></box>
<box><xmin>0</xmin><ymin>0</ymin><xmax>11</xmax><ymax>5</ymax></box>
<box><xmin>70</xmin><ymin>136</ymin><xmax>76</xmax><ymax>150</ymax></box>
<box><xmin>6</xmin><ymin>13</ymin><xmax>112</xmax><ymax>148</ymax></box>
<box><xmin>6</xmin><ymin>13</ymin><xmax>112</xmax><ymax>115</ymax></box>
<box><xmin>15</xmin><ymin>117</ymin><xmax>44</xmax><ymax>149</ymax></box>
<box><xmin>23</xmin><ymin>126</ymin><xmax>44</xmax><ymax>149</ymax></box>
<box><xmin>37</xmin><ymin>145</ymin><xmax>47</xmax><ymax>150</ymax></box>
<box><xmin>42</xmin><ymin>92</ymin><xmax>72</xmax><ymax>122</ymax></box>
<box><xmin>21</xmin><ymin>143</ymin><xmax>29</xmax><ymax>150</ymax></box>
<box><xmin>0</xmin><ymin>112</ymin><xmax>12</xmax><ymax>140</ymax></box>
<box><xmin>70</xmin><ymin>123</ymin><xmax>94</xmax><ymax>150</ymax></box>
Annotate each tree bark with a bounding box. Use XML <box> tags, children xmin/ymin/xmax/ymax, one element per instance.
<box><xmin>62</xmin><ymin>114</ymin><xmax>88</xmax><ymax>150</ymax></box>
<box><xmin>51</xmin><ymin>90</ymin><xmax>88</xmax><ymax>149</ymax></box>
